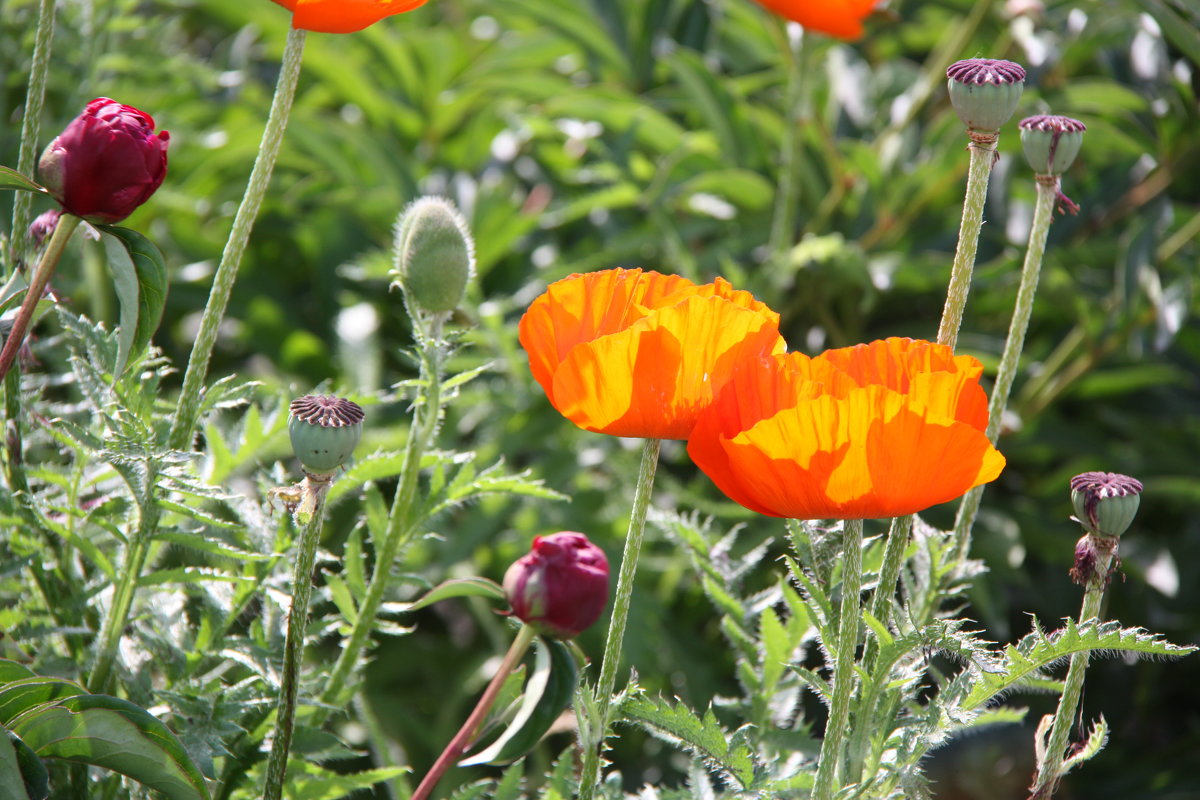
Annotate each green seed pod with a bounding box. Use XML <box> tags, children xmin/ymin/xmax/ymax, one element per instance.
<box><xmin>1070</xmin><ymin>471</ymin><xmax>1142</xmax><ymax>538</ymax></box>
<box><xmin>287</xmin><ymin>395</ymin><xmax>364</xmax><ymax>476</ymax></box>
<box><xmin>946</xmin><ymin>59</ymin><xmax>1026</xmax><ymax>133</ymax></box>
<box><xmin>393</xmin><ymin>197</ymin><xmax>476</xmax><ymax>314</ymax></box>
<box><xmin>1019</xmin><ymin>114</ymin><xmax>1086</xmax><ymax>176</ymax></box>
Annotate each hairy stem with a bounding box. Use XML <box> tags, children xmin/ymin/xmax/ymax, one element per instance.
<box><xmin>952</xmin><ymin>176</ymin><xmax>1058</xmax><ymax>560</ymax></box>
<box><xmin>0</xmin><ymin>214</ymin><xmax>80</xmax><ymax>381</ymax></box>
<box><xmin>8</xmin><ymin>0</ymin><xmax>56</xmax><ymax>272</ymax></box>
<box><xmin>937</xmin><ymin>131</ymin><xmax>999</xmax><ymax>350</ymax></box>
<box><xmin>577</xmin><ymin>438</ymin><xmax>661</xmax><ymax>800</ymax></box>
<box><xmin>1028</xmin><ymin>538</ymin><xmax>1115</xmax><ymax>799</ymax></box>
<box><xmin>262</xmin><ymin>492</ymin><xmax>327</xmax><ymax>800</ymax></box>
<box><xmin>411</xmin><ymin>624</ymin><xmax>537</xmax><ymax>800</ymax></box>
<box><xmin>168</xmin><ymin>27</ymin><xmax>306</xmax><ymax>450</ymax></box>
<box><xmin>319</xmin><ymin>324</ymin><xmax>444</xmax><ymax>709</ymax></box>
<box><xmin>813</xmin><ymin>518</ymin><xmax>865</xmax><ymax>800</ymax></box>
<box><xmin>767</xmin><ymin>23</ymin><xmax>808</xmax><ymax>264</ymax></box>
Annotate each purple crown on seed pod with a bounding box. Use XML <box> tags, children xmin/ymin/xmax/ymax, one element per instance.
<box><xmin>503</xmin><ymin>532</ymin><xmax>610</xmax><ymax>639</ymax></box>
<box><xmin>946</xmin><ymin>58</ymin><xmax>1026</xmax><ymax>133</ymax></box>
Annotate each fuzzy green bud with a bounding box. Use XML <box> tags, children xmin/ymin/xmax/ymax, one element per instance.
<box><xmin>393</xmin><ymin>197</ymin><xmax>476</xmax><ymax>314</ymax></box>
<box><xmin>287</xmin><ymin>395</ymin><xmax>364</xmax><ymax>476</ymax></box>
<box><xmin>1019</xmin><ymin>114</ymin><xmax>1086</xmax><ymax>176</ymax></box>
<box><xmin>1070</xmin><ymin>471</ymin><xmax>1142</xmax><ymax>539</ymax></box>
<box><xmin>946</xmin><ymin>58</ymin><xmax>1026</xmax><ymax>133</ymax></box>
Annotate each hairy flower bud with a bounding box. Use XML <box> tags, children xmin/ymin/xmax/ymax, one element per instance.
<box><xmin>503</xmin><ymin>532</ymin><xmax>609</xmax><ymax>639</ymax></box>
<box><xmin>946</xmin><ymin>59</ymin><xmax>1026</xmax><ymax>133</ymax></box>
<box><xmin>393</xmin><ymin>197</ymin><xmax>476</xmax><ymax>314</ymax></box>
<box><xmin>1070</xmin><ymin>471</ymin><xmax>1142</xmax><ymax>539</ymax></box>
<box><xmin>1019</xmin><ymin>114</ymin><xmax>1086</xmax><ymax>176</ymax></box>
<box><xmin>38</xmin><ymin>98</ymin><xmax>169</xmax><ymax>224</ymax></box>
<box><xmin>287</xmin><ymin>395</ymin><xmax>364</xmax><ymax>476</ymax></box>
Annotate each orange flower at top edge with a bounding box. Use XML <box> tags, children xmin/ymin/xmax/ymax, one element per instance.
<box><xmin>270</xmin><ymin>0</ymin><xmax>429</xmax><ymax>33</ymax></box>
<box><xmin>687</xmin><ymin>338</ymin><xmax>1006</xmax><ymax>520</ymax></box>
<box><xmin>518</xmin><ymin>268</ymin><xmax>787</xmax><ymax>440</ymax></box>
<box><xmin>749</xmin><ymin>0</ymin><xmax>879</xmax><ymax>40</ymax></box>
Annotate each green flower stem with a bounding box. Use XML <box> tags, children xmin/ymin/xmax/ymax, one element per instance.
<box><xmin>844</xmin><ymin>514</ymin><xmax>913</xmax><ymax>784</ymax></box>
<box><xmin>937</xmin><ymin>131</ymin><xmax>999</xmax><ymax>350</ymax></box>
<box><xmin>262</xmin><ymin>498</ymin><xmax>327</xmax><ymax>800</ymax></box>
<box><xmin>577</xmin><ymin>437</ymin><xmax>661</xmax><ymax>800</ymax></box>
<box><xmin>8</xmin><ymin>0</ymin><xmax>56</xmax><ymax>272</ymax></box>
<box><xmin>1029</xmin><ymin>538</ymin><xmax>1115</xmax><ymax>799</ymax></box>
<box><xmin>411</xmin><ymin>624</ymin><xmax>537</xmax><ymax>800</ymax></box>
<box><xmin>0</xmin><ymin>214</ymin><xmax>80</xmax><ymax>381</ymax></box>
<box><xmin>87</xmin><ymin>469</ymin><xmax>162</xmax><ymax>693</ymax></box>
<box><xmin>319</xmin><ymin>327</ymin><xmax>444</xmax><ymax>709</ymax></box>
<box><xmin>168</xmin><ymin>26</ymin><xmax>307</xmax><ymax>451</ymax></box>
<box><xmin>767</xmin><ymin>21</ymin><xmax>809</xmax><ymax>264</ymax></box>
<box><xmin>952</xmin><ymin>176</ymin><xmax>1058</xmax><ymax>560</ymax></box>
<box><xmin>812</xmin><ymin>518</ymin><xmax>865</xmax><ymax>800</ymax></box>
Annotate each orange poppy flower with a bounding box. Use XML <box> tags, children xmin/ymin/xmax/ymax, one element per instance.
<box><xmin>519</xmin><ymin>268</ymin><xmax>786</xmax><ymax>440</ymax></box>
<box><xmin>270</xmin><ymin>0</ymin><xmax>429</xmax><ymax>33</ymax></box>
<box><xmin>749</xmin><ymin>0</ymin><xmax>879</xmax><ymax>40</ymax></box>
<box><xmin>687</xmin><ymin>338</ymin><xmax>1005</xmax><ymax>519</ymax></box>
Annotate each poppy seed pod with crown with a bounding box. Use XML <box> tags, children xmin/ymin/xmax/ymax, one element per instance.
<box><xmin>38</xmin><ymin>98</ymin><xmax>169</xmax><ymax>224</ymax></box>
<box><xmin>946</xmin><ymin>59</ymin><xmax>1026</xmax><ymax>133</ymax></box>
<box><xmin>503</xmin><ymin>532</ymin><xmax>609</xmax><ymax>639</ymax></box>
<box><xmin>287</xmin><ymin>395</ymin><xmax>364</xmax><ymax>476</ymax></box>
<box><xmin>393</xmin><ymin>197</ymin><xmax>476</xmax><ymax>314</ymax></box>
<box><xmin>1070</xmin><ymin>471</ymin><xmax>1142</xmax><ymax>539</ymax></box>
<box><xmin>1019</xmin><ymin>115</ymin><xmax>1086</xmax><ymax>176</ymax></box>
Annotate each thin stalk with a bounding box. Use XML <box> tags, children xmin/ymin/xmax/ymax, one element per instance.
<box><xmin>319</xmin><ymin>326</ymin><xmax>444</xmax><ymax>709</ymax></box>
<box><xmin>577</xmin><ymin>438</ymin><xmax>661</xmax><ymax>800</ymax></box>
<box><xmin>8</xmin><ymin>0</ymin><xmax>56</xmax><ymax>273</ymax></box>
<box><xmin>1028</xmin><ymin>537</ymin><xmax>1115</xmax><ymax>799</ymax></box>
<box><xmin>937</xmin><ymin>131</ymin><xmax>999</xmax><ymax>350</ymax></box>
<box><xmin>168</xmin><ymin>27</ymin><xmax>307</xmax><ymax>450</ymax></box>
<box><xmin>812</xmin><ymin>518</ymin><xmax>865</xmax><ymax>800</ymax></box>
<box><xmin>0</xmin><ymin>214</ymin><xmax>81</xmax><ymax>381</ymax></box>
<box><xmin>767</xmin><ymin>22</ymin><xmax>807</xmax><ymax>264</ymax></box>
<box><xmin>952</xmin><ymin>176</ymin><xmax>1058</xmax><ymax>561</ymax></box>
<box><xmin>262</xmin><ymin>498</ymin><xmax>327</xmax><ymax>800</ymax></box>
<box><xmin>410</xmin><ymin>624</ymin><xmax>537</xmax><ymax>800</ymax></box>
<box><xmin>87</xmin><ymin>474</ymin><xmax>161</xmax><ymax>693</ymax></box>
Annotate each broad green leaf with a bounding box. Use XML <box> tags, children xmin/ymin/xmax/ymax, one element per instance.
<box><xmin>10</xmin><ymin>694</ymin><xmax>209</xmax><ymax>800</ymax></box>
<box><xmin>0</xmin><ymin>677</ymin><xmax>81</xmax><ymax>725</ymax></box>
<box><xmin>462</xmin><ymin>637</ymin><xmax>577</xmax><ymax>766</ymax></box>
<box><xmin>397</xmin><ymin>577</ymin><xmax>506</xmax><ymax>612</ymax></box>
<box><xmin>98</xmin><ymin>226</ymin><xmax>168</xmax><ymax>377</ymax></box>
<box><xmin>0</xmin><ymin>167</ymin><xmax>47</xmax><ymax>195</ymax></box>
<box><xmin>0</xmin><ymin>731</ymin><xmax>36</xmax><ymax>800</ymax></box>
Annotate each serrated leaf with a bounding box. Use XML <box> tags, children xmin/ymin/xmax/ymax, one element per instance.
<box><xmin>98</xmin><ymin>226</ymin><xmax>168</xmax><ymax>377</ymax></box>
<box><xmin>10</xmin><ymin>694</ymin><xmax>209</xmax><ymax>800</ymax></box>
<box><xmin>962</xmin><ymin>619</ymin><xmax>1196</xmax><ymax>711</ymax></box>
<box><xmin>325</xmin><ymin>451</ymin><xmax>406</xmax><ymax>508</ymax></box>
<box><xmin>619</xmin><ymin>694</ymin><xmax>757</xmax><ymax>789</ymax></box>
<box><xmin>397</xmin><ymin>577</ymin><xmax>506</xmax><ymax>613</ymax></box>
<box><xmin>156</xmin><ymin>529</ymin><xmax>270</xmax><ymax>562</ymax></box>
<box><xmin>759</xmin><ymin>608</ymin><xmax>788</xmax><ymax>693</ymax></box>
<box><xmin>1061</xmin><ymin>715</ymin><xmax>1108</xmax><ymax>774</ymax></box>
<box><xmin>282</xmin><ymin>760</ymin><xmax>408</xmax><ymax>800</ymax></box>
<box><xmin>0</xmin><ymin>167</ymin><xmax>47</xmax><ymax>194</ymax></box>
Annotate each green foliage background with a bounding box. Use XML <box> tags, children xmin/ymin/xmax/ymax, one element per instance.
<box><xmin>2</xmin><ymin>0</ymin><xmax>1198</xmax><ymax>797</ymax></box>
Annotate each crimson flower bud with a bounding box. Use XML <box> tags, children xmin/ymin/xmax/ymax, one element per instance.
<box><xmin>38</xmin><ymin>98</ymin><xmax>169</xmax><ymax>224</ymax></box>
<box><xmin>503</xmin><ymin>532</ymin><xmax>609</xmax><ymax>639</ymax></box>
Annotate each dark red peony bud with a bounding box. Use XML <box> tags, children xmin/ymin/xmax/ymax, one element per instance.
<box><xmin>38</xmin><ymin>98</ymin><xmax>169</xmax><ymax>224</ymax></box>
<box><xmin>503</xmin><ymin>532</ymin><xmax>609</xmax><ymax>639</ymax></box>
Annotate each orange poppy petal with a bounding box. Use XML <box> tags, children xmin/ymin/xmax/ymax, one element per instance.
<box><xmin>550</xmin><ymin>295</ymin><xmax>785</xmax><ymax>439</ymax></box>
<box><xmin>284</xmin><ymin>0</ymin><xmax>429</xmax><ymax>33</ymax></box>
<box><xmin>518</xmin><ymin>268</ymin><xmax>700</xmax><ymax>398</ymax></box>
<box><xmin>749</xmin><ymin>0</ymin><xmax>878</xmax><ymax>40</ymax></box>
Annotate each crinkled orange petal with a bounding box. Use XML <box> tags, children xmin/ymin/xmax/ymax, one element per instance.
<box><xmin>749</xmin><ymin>0</ymin><xmax>878</xmax><ymax>40</ymax></box>
<box><xmin>550</xmin><ymin>294</ymin><xmax>786</xmax><ymax>439</ymax></box>
<box><xmin>688</xmin><ymin>347</ymin><xmax>1006</xmax><ymax>520</ymax></box>
<box><xmin>274</xmin><ymin>0</ymin><xmax>429</xmax><ymax>33</ymax></box>
<box><xmin>519</xmin><ymin>269</ymin><xmax>704</xmax><ymax>400</ymax></box>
